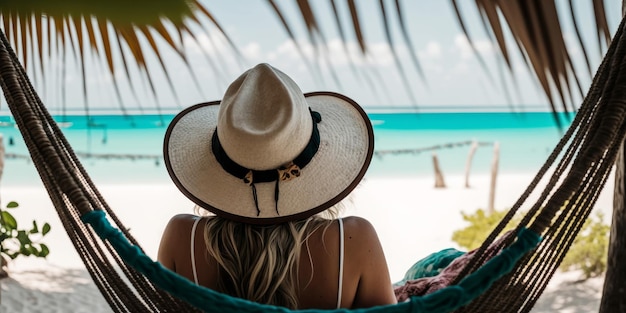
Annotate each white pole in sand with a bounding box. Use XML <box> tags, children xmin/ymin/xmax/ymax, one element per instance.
<box><xmin>487</xmin><ymin>142</ymin><xmax>499</xmax><ymax>214</ymax></box>
<box><xmin>465</xmin><ymin>140</ymin><xmax>478</xmax><ymax>188</ymax></box>
<box><xmin>433</xmin><ymin>152</ymin><xmax>446</xmax><ymax>188</ymax></box>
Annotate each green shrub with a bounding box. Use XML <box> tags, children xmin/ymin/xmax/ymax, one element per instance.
<box><xmin>559</xmin><ymin>212</ymin><xmax>609</xmax><ymax>279</ymax></box>
<box><xmin>451</xmin><ymin>208</ymin><xmax>521</xmax><ymax>251</ymax></box>
<box><xmin>452</xmin><ymin>208</ymin><xmax>609</xmax><ymax>280</ymax></box>
<box><xmin>0</xmin><ymin>200</ymin><xmax>51</xmax><ymax>274</ymax></box>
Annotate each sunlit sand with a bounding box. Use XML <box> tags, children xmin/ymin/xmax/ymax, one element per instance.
<box><xmin>1</xmin><ymin>172</ymin><xmax>614</xmax><ymax>312</ymax></box>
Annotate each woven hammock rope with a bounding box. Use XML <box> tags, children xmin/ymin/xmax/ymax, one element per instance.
<box><xmin>1</xmin><ymin>13</ymin><xmax>626</xmax><ymax>312</ymax></box>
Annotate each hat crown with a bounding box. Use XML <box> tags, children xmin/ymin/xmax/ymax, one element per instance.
<box><xmin>217</xmin><ymin>63</ymin><xmax>313</xmax><ymax>170</ymax></box>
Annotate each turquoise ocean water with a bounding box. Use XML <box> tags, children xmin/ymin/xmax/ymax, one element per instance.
<box><xmin>0</xmin><ymin>111</ymin><xmax>570</xmax><ymax>186</ymax></box>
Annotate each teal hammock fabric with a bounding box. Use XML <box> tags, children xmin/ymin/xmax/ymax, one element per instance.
<box><xmin>394</xmin><ymin>248</ymin><xmax>466</xmax><ymax>287</ymax></box>
<box><xmin>82</xmin><ymin>210</ymin><xmax>541</xmax><ymax>313</ymax></box>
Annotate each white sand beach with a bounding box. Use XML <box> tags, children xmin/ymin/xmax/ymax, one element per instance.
<box><xmin>0</xmin><ymin>171</ymin><xmax>615</xmax><ymax>312</ymax></box>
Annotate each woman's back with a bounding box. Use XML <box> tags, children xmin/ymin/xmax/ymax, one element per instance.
<box><xmin>158</xmin><ymin>214</ymin><xmax>397</xmax><ymax>309</ymax></box>
<box><xmin>160</xmin><ymin>63</ymin><xmax>395</xmax><ymax>309</ymax></box>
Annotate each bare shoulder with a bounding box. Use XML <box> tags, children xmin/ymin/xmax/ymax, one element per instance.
<box><xmin>341</xmin><ymin>216</ymin><xmax>379</xmax><ymax>239</ymax></box>
<box><xmin>341</xmin><ymin>216</ymin><xmax>384</xmax><ymax>256</ymax></box>
<box><xmin>161</xmin><ymin>213</ymin><xmax>206</xmax><ymax>244</ymax></box>
<box><xmin>340</xmin><ymin>216</ymin><xmax>396</xmax><ymax>307</ymax></box>
<box><xmin>341</xmin><ymin>215</ymin><xmax>375</xmax><ymax>227</ymax></box>
<box><xmin>165</xmin><ymin>213</ymin><xmax>199</xmax><ymax>230</ymax></box>
<box><xmin>158</xmin><ymin>214</ymin><xmax>200</xmax><ymax>266</ymax></box>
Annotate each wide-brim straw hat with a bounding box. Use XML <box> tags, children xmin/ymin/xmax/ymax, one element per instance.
<box><xmin>164</xmin><ymin>63</ymin><xmax>373</xmax><ymax>224</ymax></box>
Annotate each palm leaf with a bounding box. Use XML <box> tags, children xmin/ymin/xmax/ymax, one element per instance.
<box><xmin>446</xmin><ymin>0</ymin><xmax>612</xmax><ymax>127</ymax></box>
<box><xmin>0</xmin><ymin>0</ymin><xmax>193</xmax><ymax>25</ymax></box>
<box><xmin>261</xmin><ymin>0</ymin><xmax>611</xmax><ymax>118</ymax></box>
<box><xmin>328</xmin><ymin>0</ymin><xmax>383</xmax><ymax>103</ymax></box>
<box><xmin>0</xmin><ymin>0</ymin><xmax>614</xmax><ymax>119</ymax></box>
<box><xmin>266</xmin><ymin>0</ymin><xmax>322</xmax><ymax>85</ymax></box>
<box><xmin>394</xmin><ymin>0</ymin><xmax>427</xmax><ymax>86</ymax></box>
<box><xmin>296</xmin><ymin>0</ymin><xmax>345</xmax><ymax>90</ymax></box>
<box><xmin>378</xmin><ymin>0</ymin><xmax>417</xmax><ymax>105</ymax></box>
<box><xmin>0</xmin><ymin>0</ymin><xmax>241</xmax><ymax>114</ymax></box>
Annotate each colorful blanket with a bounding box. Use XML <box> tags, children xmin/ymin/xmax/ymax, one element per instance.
<box><xmin>394</xmin><ymin>232</ymin><xmax>512</xmax><ymax>302</ymax></box>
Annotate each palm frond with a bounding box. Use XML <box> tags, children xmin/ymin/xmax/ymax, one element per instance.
<box><xmin>0</xmin><ymin>0</ymin><xmax>193</xmax><ymax>26</ymax></box>
<box><xmin>394</xmin><ymin>0</ymin><xmax>427</xmax><ymax>86</ymax></box>
<box><xmin>0</xmin><ymin>0</ymin><xmax>615</xmax><ymax>119</ymax></box>
<box><xmin>446</xmin><ymin>0</ymin><xmax>611</xmax><ymax>127</ymax></box>
<box><xmin>0</xmin><ymin>0</ymin><xmax>241</xmax><ymax>114</ymax></box>
<box><xmin>266</xmin><ymin>0</ymin><xmax>322</xmax><ymax>85</ymax></box>
<box><xmin>261</xmin><ymin>0</ymin><xmax>611</xmax><ymax>117</ymax></box>
<box><xmin>378</xmin><ymin>0</ymin><xmax>417</xmax><ymax>105</ymax></box>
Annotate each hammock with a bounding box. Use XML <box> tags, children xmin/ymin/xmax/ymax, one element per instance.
<box><xmin>1</xmin><ymin>14</ymin><xmax>625</xmax><ymax>311</ymax></box>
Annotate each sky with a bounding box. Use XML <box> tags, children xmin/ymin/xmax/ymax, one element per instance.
<box><xmin>8</xmin><ymin>0</ymin><xmax>623</xmax><ymax>114</ymax></box>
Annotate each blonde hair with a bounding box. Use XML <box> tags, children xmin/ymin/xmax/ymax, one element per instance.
<box><xmin>198</xmin><ymin>205</ymin><xmax>343</xmax><ymax>309</ymax></box>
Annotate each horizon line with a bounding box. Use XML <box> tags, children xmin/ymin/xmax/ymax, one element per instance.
<box><xmin>0</xmin><ymin>104</ymin><xmax>572</xmax><ymax>116</ymax></box>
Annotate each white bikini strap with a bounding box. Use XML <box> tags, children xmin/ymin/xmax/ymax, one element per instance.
<box><xmin>337</xmin><ymin>218</ymin><xmax>345</xmax><ymax>309</ymax></box>
<box><xmin>190</xmin><ymin>217</ymin><xmax>202</xmax><ymax>285</ymax></box>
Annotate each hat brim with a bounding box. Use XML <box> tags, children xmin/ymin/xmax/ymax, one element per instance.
<box><xmin>163</xmin><ymin>91</ymin><xmax>374</xmax><ymax>225</ymax></box>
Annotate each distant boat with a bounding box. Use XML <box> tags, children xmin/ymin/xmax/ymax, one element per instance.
<box><xmin>0</xmin><ymin>121</ymin><xmax>15</xmax><ymax>127</ymax></box>
<box><xmin>56</xmin><ymin>121</ymin><xmax>73</xmax><ymax>128</ymax></box>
